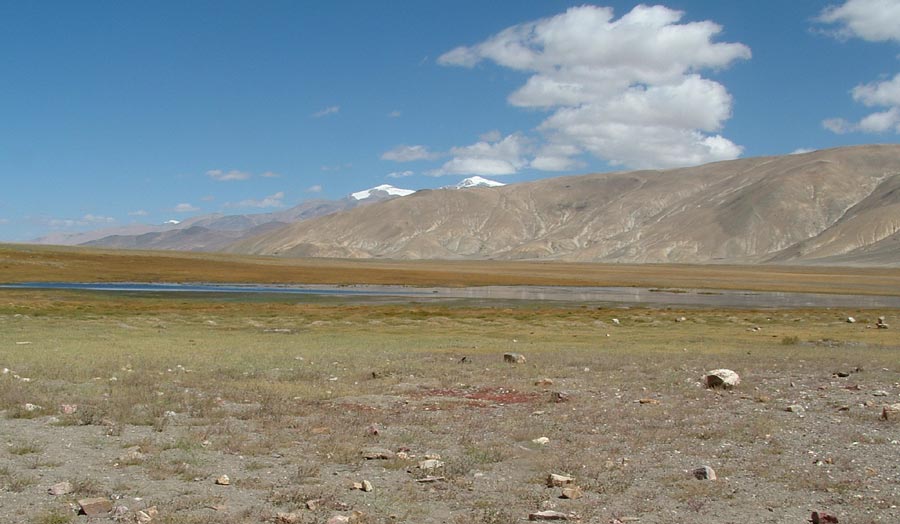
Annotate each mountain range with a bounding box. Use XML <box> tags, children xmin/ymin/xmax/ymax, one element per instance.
<box><xmin>224</xmin><ymin>145</ymin><xmax>900</xmax><ymax>266</ymax></box>
<box><xmin>33</xmin><ymin>147</ymin><xmax>900</xmax><ymax>266</ymax></box>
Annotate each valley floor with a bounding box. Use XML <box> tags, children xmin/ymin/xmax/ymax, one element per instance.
<box><xmin>0</xmin><ymin>291</ymin><xmax>898</xmax><ymax>523</ymax></box>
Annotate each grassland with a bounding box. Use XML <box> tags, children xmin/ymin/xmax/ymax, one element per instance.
<box><xmin>0</xmin><ymin>244</ymin><xmax>898</xmax><ymax>523</ymax></box>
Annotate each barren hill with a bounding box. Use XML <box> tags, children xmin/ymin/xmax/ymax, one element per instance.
<box><xmin>226</xmin><ymin>145</ymin><xmax>900</xmax><ymax>266</ymax></box>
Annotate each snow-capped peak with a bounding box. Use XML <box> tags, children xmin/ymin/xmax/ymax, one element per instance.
<box><xmin>454</xmin><ymin>176</ymin><xmax>505</xmax><ymax>189</ymax></box>
<box><xmin>351</xmin><ymin>184</ymin><xmax>416</xmax><ymax>201</ymax></box>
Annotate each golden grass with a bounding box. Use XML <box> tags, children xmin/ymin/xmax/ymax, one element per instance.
<box><xmin>2</xmin><ymin>243</ymin><xmax>900</xmax><ymax>295</ymax></box>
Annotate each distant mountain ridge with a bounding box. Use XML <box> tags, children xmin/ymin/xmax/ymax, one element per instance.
<box><xmin>224</xmin><ymin>145</ymin><xmax>900</xmax><ymax>266</ymax></box>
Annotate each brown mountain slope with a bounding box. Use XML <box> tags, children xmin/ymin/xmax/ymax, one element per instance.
<box><xmin>226</xmin><ymin>145</ymin><xmax>900</xmax><ymax>266</ymax></box>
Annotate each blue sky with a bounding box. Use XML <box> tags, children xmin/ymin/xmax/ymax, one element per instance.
<box><xmin>2</xmin><ymin>0</ymin><xmax>899</xmax><ymax>241</ymax></box>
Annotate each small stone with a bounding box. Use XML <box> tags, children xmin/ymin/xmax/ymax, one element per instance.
<box><xmin>365</xmin><ymin>423</ymin><xmax>381</xmax><ymax>436</ymax></box>
<box><xmin>547</xmin><ymin>473</ymin><xmax>575</xmax><ymax>487</ymax></box>
<box><xmin>810</xmin><ymin>511</ymin><xmax>839</xmax><ymax>523</ymax></box>
<box><xmin>551</xmin><ymin>391</ymin><xmax>570</xmax><ymax>403</ymax></box>
<box><xmin>882</xmin><ymin>403</ymin><xmax>900</xmax><ymax>420</ymax></box>
<box><xmin>135</xmin><ymin>506</ymin><xmax>158</xmax><ymax>524</ymax></box>
<box><xmin>418</xmin><ymin>459</ymin><xmax>444</xmax><ymax>471</ymax></box>
<box><xmin>503</xmin><ymin>352</ymin><xmax>527</xmax><ymax>364</ymax></box>
<box><xmin>215</xmin><ymin>475</ymin><xmax>230</xmax><ymax>486</ymax></box>
<box><xmin>872</xmin><ymin>390</ymin><xmax>889</xmax><ymax>397</ymax></box>
<box><xmin>676</xmin><ymin>316</ymin><xmax>687</xmax><ymax>322</ymax></box>
<box><xmin>560</xmin><ymin>486</ymin><xmax>583</xmax><ymax>499</ymax></box>
<box><xmin>361</xmin><ymin>447</ymin><xmax>395</xmax><ymax>460</ymax></box>
<box><xmin>351</xmin><ymin>482</ymin><xmax>364</xmax><ymax>490</ymax></box>
<box><xmin>637</xmin><ymin>398</ymin><xmax>660</xmax><ymax>405</ymax></box>
<box><xmin>78</xmin><ymin>498</ymin><xmax>113</xmax><ymax>517</ymax></box>
<box><xmin>48</xmin><ymin>481</ymin><xmax>72</xmax><ymax>496</ymax></box>
<box><xmin>60</xmin><ymin>404</ymin><xmax>78</xmax><ymax>415</ymax></box>
<box><xmin>118</xmin><ymin>446</ymin><xmax>145</xmax><ymax>462</ymax></box>
<box><xmin>703</xmin><ymin>369</ymin><xmax>740</xmax><ymax>389</ymax></box>
<box><xmin>532</xmin><ymin>437</ymin><xmax>550</xmax><ymax>445</ymax></box>
<box><xmin>306</xmin><ymin>499</ymin><xmax>323</xmax><ymax>510</ymax></box>
<box><xmin>786</xmin><ymin>404</ymin><xmax>805</xmax><ymax>413</ymax></box>
<box><xmin>362</xmin><ymin>480</ymin><xmax>373</xmax><ymax>492</ymax></box>
<box><xmin>327</xmin><ymin>516</ymin><xmax>350</xmax><ymax>524</ymax></box>
<box><xmin>24</xmin><ymin>403</ymin><xmax>42</xmax><ymax>412</ymax></box>
<box><xmin>692</xmin><ymin>466</ymin><xmax>717</xmax><ymax>481</ymax></box>
<box><xmin>276</xmin><ymin>512</ymin><xmax>303</xmax><ymax>524</ymax></box>
<box><xmin>846</xmin><ymin>317</ymin><xmax>856</xmax><ymax>323</ymax></box>
<box><xmin>535</xmin><ymin>378</ymin><xmax>554</xmax><ymax>386</ymax></box>
<box><xmin>529</xmin><ymin>510</ymin><xmax>573</xmax><ymax>521</ymax></box>
<box><xmin>415</xmin><ymin>475</ymin><xmax>445</xmax><ymax>482</ymax></box>
<box><xmin>611</xmin><ymin>318</ymin><xmax>620</xmax><ymax>325</ymax></box>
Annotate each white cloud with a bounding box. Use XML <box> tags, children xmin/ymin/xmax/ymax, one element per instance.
<box><xmin>44</xmin><ymin>214</ymin><xmax>116</xmax><ymax>229</ymax></box>
<box><xmin>0</xmin><ymin>218</ymin><xmax>9</xmax><ymax>225</ymax></box>
<box><xmin>429</xmin><ymin>134</ymin><xmax>530</xmax><ymax>176</ymax></box>
<box><xmin>128</xmin><ymin>209</ymin><xmax>149</xmax><ymax>217</ymax></box>
<box><xmin>438</xmin><ymin>4</ymin><xmax>750</xmax><ymax>170</ymax></box>
<box><xmin>790</xmin><ymin>148</ymin><xmax>815</xmax><ymax>155</ymax></box>
<box><xmin>824</xmin><ymin>74</ymin><xmax>900</xmax><ymax>134</ymax></box>
<box><xmin>227</xmin><ymin>192</ymin><xmax>285</xmax><ymax>209</ymax></box>
<box><xmin>201</xmin><ymin>195</ymin><xmax>216</xmax><ymax>202</ymax></box>
<box><xmin>388</xmin><ymin>110</ymin><xmax>402</xmax><ymax>118</ymax></box>
<box><xmin>381</xmin><ymin>145</ymin><xmax>439</xmax><ymax>162</ymax></box>
<box><xmin>817</xmin><ymin>0</ymin><xmax>900</xmax><ymax>42</ymax></box>
<box><xmin>260</xmin><ymin>171</ymin><xmax>281</xmax><ymax>178</ymax></box>
<box><xmin>387</xmin><ymin>170</ymin><xmax>415</xmax><ymax>178</ymax></box>
<box><xmin>207</xmin><ymin>169</ymin><xmax>251</xmax><ymax>181</ymax></box>
<box><xmin>173</xmin><ymin>203</ymin><xmax>199</xmax><ymax>213</ymax></box>
<box><xmin>479</xmin><ymin>130</ymin><xmax>502</xmax><ymax>142</ymax></box>
<box><xmin>306</xmin><ymin>185</ymin><xmax>323</xmax><ymax>193</ymax></box>
<box><xmin>313</xmin><ymin>105</ymin><xmax>340</xmax><ymax>118</ymax></box>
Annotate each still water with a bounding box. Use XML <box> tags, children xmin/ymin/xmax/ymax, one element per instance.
<box><xmin>3</xmin><ymin>281</ymin><xmax>900</xmax><ymax>308</ymax></box>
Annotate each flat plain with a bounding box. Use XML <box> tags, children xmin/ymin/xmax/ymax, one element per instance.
<box><xmin>0</xmin><ymin>244</ymin><xmax>898</xmax><ymax>524</ymax></box>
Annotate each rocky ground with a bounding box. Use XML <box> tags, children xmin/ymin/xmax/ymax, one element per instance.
<box><xmin>0</xmin><ymin>301</ymin><xmax>898</xmax><ymax>524</ymax></box>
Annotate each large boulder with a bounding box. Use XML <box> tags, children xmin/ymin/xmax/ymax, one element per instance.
<box><xmin>703</xmin><ymin>369</ymin><xmax>740</xmax><ymax>389</ymax></box>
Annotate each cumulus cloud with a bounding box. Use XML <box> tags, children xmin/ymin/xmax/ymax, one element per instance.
<box><xmin>306</xmin><ymin>185</ymin><xmax>323</xmax><ymax>193</ymax></box>
<box><xmin>312</xmin><ymin>105</ymin><xmax>340</xmax><ymax>118</ymax></box>
<box><xmin>173</xmin><ymin>203</ymin><xmax>199</xmax><ymax>213</ymax></box>
<box><xmin>260</xmin><ymin>171</ymin><xmax>280</xmax><ymax>178</ymax></box>
<box><xmin>438</xmin><ymin>4</ymin><xmax>750</xmax><ymax>170</ymax></box>
<box><xmin>381</xmin><ymin>145</ymin><xmax>439</xmax><ymax>162</ymax></box>
<box><xmin>817</xmin><ymin>0</ymin><xmax>900</xmax><ymax>42</ymax></box>
<box><xmin>824</xmin><ymin>73</ymin><xmax>900</xmax><ymax>134</ymax></box>
<box><xmin>429</xmin><ymin>134</ymin><xmax>530</xmax><ymax>176</ymax></box>
<box><xmin>387</xmin><ymin>170</ymin><xmax>415</xmax><ymax>178</ymax></box>
<box><xmin>207</xmin><ymin>169</ymin><xmax>251</xmax><ymax>181</ymax></box>
<box><xmin>388</xmin><ymin>110</ymin><xmax>402</xmax><ymax>118</ymax></box>
<box><xmin>227</xmin><ymin>192</ymin><xmax>285</xmax><ymax>209</ymax></box>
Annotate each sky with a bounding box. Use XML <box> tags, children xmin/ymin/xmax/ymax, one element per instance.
<box><xmin>2</xmin><ymin>0</ymin><xmax>900</xmax><ymax>242</ymax></box>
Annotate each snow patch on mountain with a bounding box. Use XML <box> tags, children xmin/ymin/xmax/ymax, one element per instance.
<box><xmin>350</xmin><ymin>184</ymin><xmax>416</xmax><ymax>201</ymax></box>
<box><xmin>453</xmin><ymin>176</ymin><xmax>506</xmax><ymax>189</ymax></box>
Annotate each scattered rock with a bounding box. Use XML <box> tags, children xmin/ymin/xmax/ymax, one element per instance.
<box><xmin>60</xmin><ymin>403</ymin><xmax>78</xmax><ymax>415</ymax></box>
<box><xmin>78</xmin><ymin>497</ymin><xmax>113</xmax><ymax>517</ymax></box>
<box><xmin>365</xmin><ymin>423</ymin><xmax>381</xmax><ymax>436</ymax></box>
<box><xmin>361</xmin><ymin>447</ymin><xmax>395</xmax><ymax>460</ymax></box>
<box><xmin>611</xmin><ymin>318</ymin><xmax>620</xmax><ymax>325</ymax></box>
<box><xmin>547</xmin><ymin>473</ymin><xmax>575</xmax><ymax>487</ymax></box>
<box><xmin>414</xmin><ymin>475</ymin><xmax>445</xmax><ymax>483</ymax></box>
<box><xmin>362</xmin><ymin>479</ymin><xmax>373</xmax><ymax>492</ymax></box>
<box><xmin>276</xmin><ymin>512</ymin><xmax>303</xmax><ymax>524</ymax></box>
<box><xmin>215</xmin><ymin>474</ymin><xmax>230</xmax><ymax>486</ymax></box>
<box><xmin>551</xmin><ymin>391</ymin><xmax>570</xmax><ymax>403</ymax></box>
<box><xmin>48</xmin><ymin>481</ymin><xmax>72</xmax><ymax>496</ymax></box>
<box><xmin>503</xmin><ymin>352</ymin><xmax>527</xmax><ymax>364</ymax></box>
<box><xmin>785</xmin><ymin>404</ymin><xmax>805</xmax><ymax>413</ymax></box>
<box><xmin>529</xmin><ymin>510</ymin><xmax>574</xmax><ymax>521</ymax></box>
<box><xmin>418</xmin><ymin>459</ymin><xmax>444</xmax><ymax>471</ymax></box>
<box><xmin>876</xmin><ymin>317</ymin><xmax>888</xmax><ymax>329</ymax></box>
<box><xmin>532</xmin><ymin>437</ymin><xmax>550</xmax><ymax>445</ymax></box>
<box><xmin>846</xmin><ymin>317</ymin><xmax>856</xmax><ymax>323</ymax></box>
<box><xmin>882</xmin><ymin>403</ymin><xmax>900</xmax><ymax>420</ymax></box>
<box><xmin>637</xmin><ymin>398</ymin><xmax>660</xmax><ymax>405</ymax></box>
<box><xmin>872</xmin><ymin>390</ymin><xmax>889</xmax><ymax>397</ymax></box>
<box><xmin>535</xmin><ymin>378</ymin><xmax>554</xmax><ymax>386</ymax></box>
<box><xmin>560</xmin><ymin>486</ymin><xmax>583</xmax><ymax>499</ymax></box>
<box><xmin>118</xmin><ymin>446</ymin><xmax>145</xmax><ymax>462</ymax></box>
<box><xmin>327</xmin><ymin>516</ymin><xmax>350</xmax><ymax>524</ymax></box>
<box><xmin>23</xmin><ymin>403</ymin><xmax>42</xmax><ymax>412</ymax></box>
<box><xmin>306</xmin><ymin>499</ymin><xmax>324</xmax><ymax>511</ymax></box>
<box><xmin>692</xmin><ymin>466</ymin><xmax>717</xmax><ymax>481</ymax></box>
<box><xmin>810</xmin><ymin>511</ymin><xmax>839</xmax><ymax>523</ymax></box>
<box><xmin>676</xmin><ymin>316</ymin><xmax>687</xmax><ymax>322</ymax></box>
<box><xmin>135</xmin><ymin>506</ymin><xmax>158</xmax><ymax>523</ymax></box>
<box><xmin>703</xmin><ymin>369</ymin><xmax>740</xmax><ymax>389</ymax></box>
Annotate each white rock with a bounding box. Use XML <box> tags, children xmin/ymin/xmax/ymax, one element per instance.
<box><xmin>532</xmin><ymin>437</ymin><xmax>550</xmax><ymax>445</ymax></box>
<box><xmin>703</xmin><ymin>369</ymin><xmax>740</xmax><ymax>389</ymax></box>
